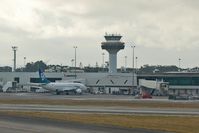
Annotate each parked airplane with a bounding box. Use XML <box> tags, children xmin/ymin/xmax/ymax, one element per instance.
<box><xmin>37</xmin><ymin>69</ymin><xmax>87</xmax><ymax>95</ymax></box>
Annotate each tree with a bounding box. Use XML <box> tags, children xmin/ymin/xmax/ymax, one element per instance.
<box><xmin>24</xmin><ymin>60</ymin><xmax>47</xmax><ymax>72</ymax></box>
<box><xmin>138</xmin><ymin>65</ymin><xmax>179</xmax><ymax>74</ymax></box>
<box><xmin>0</xmin><ymin>66</ymin><xmax>12</xmax><ymax>72</ymax></box>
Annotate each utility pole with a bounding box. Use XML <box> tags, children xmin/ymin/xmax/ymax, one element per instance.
<box><xmin>12</xmin><ymin>46</ymin><xmax>18</xmax><ymax>72</ymax></box>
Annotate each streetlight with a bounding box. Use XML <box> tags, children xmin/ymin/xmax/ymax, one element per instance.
<box><xmin>135</xmin><ymin>56</ymin><xmax>138</xmax><ymax>73</ymax></box>
<box><xmin>124</xmin><ymin>56</ymin><xmax>127</xmax><ymax>71</ymax></box>
<box><xmin>73</xmin><ymin>46</ymin><xmax>77</xmax><ymax>79</ymax></box>
<box><xmin>131</xmin><ymin>45</ymin><xmax>135</xmax><ymax>70</ymax></box>
<box><xmin>178</xmin><ymin>58</ymin><xmax>181</xmax><ymax>72</ymax></box>
<box><xmin>24</xmin><ymin>57</ymin><xmax>26</xmax><ymax>68</ymax></box>
<box><xmin>102</xmin><ymin>53</ymin><xmax>105</xmax><ymax>71</ymax></box>
<box><xmin>12</xmin><ymin>46</ymin><xmax>18</xmax><ymax>72</ymax></box>
<box><xmin>131</xmin><ymin>45</ymin><xmax>135</xmax><ymax>88</ymax></box>
<box><xmin>71</xmin><ymin>59</ymin><xmax>74</xmax><ymax>67</ymax></box>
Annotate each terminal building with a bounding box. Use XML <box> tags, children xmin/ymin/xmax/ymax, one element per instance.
<box><xmin>1</xmin><ymin>71</ymin><xmax>199</xmax><ymax>97</ymax></box>
<box><xmin>0</xmin><ymin>34</ymin><xmax>199</xmax><ymax>98</ymax></box>
<box><xmin>0</xmin><ymin>34</ymin><xmax>137</xmax><ymax>94</ymax></box>
<box><xmin>0</xmin><ymin>71</ymin><xmax>137</xmax><ymax>94</ymax></box>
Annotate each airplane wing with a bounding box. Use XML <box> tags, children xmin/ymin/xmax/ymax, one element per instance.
<box><xmin>21</xmin><ymin>83</ymin><xmax>47</xmax><ymax>88</ymax></box>
<box><xmin>62</xmin><ymin>86</ymin><xmax>80</xmax><ymax>91</ymax></box>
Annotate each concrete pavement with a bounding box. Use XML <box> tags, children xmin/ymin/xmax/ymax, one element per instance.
<box><xmin>0</xmin><ymin>115</ymin><xmax>170</xmax><ymax>133</ymax></box>
<box><xmin>0</xmin><ymin>104</ymin><xmax>199</xmax><ymax>115</ymax></box>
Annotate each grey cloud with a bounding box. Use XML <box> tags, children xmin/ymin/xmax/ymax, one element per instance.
<box><xmin>0</xmin><ymin>0</ymin><xmax>199</xmax><ymax>68</ymax></box>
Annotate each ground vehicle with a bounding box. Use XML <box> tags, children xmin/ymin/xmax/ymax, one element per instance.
<box><xmin>135</xmin><ymin>91</ymin><xmax>152</xmax><ymax>99</ymax></box>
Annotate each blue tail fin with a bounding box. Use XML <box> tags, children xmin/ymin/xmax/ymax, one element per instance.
<box><xmin>39</xmin><ymin>69</ymin><xmax>50</xmax><ymax>84</ymax></box>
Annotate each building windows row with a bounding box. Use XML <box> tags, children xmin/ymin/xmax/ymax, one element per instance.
<box><xmin>139</xmin><ymin>77</ymin><xmax>199</xmax><ymax>86</ymax></box>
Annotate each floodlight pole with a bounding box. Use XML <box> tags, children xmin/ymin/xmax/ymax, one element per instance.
<box><xmin>178</xmin><ymin>58</ymin><xmax>181</xmax><ymax>72</ymax></box>
<box><xmin>74</xmin><ymin>46</ymin><xmax>77</xmax><ymax>79</ymax></box>
<box><xmin>131</xmin><ymin>45</ymin><xmax>135</xmax><ymax>89</ymax></box>
<box><xmin>12</xmin><ymin>46</ymin><xmax>18</xmax><ymax>72</ymax></box>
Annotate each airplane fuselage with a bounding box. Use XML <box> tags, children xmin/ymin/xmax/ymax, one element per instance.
<box><xmin>41</xmin><ymin>82</ymin><xmax>87</xmax><ymax>93</ymax></box>
<box><xmin>38</xmin><ymin>69</ymin><xmax>87</xmax><ymax>95</ymax></box>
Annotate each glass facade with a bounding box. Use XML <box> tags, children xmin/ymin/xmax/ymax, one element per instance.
<box><xmin>138</xmin><ymin>76</ymin><xmax>199</xmax><ymax>86</ymax></box>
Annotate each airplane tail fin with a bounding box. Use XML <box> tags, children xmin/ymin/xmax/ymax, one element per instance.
<box><xmin>39</xmin><ymin>69</ymin><xmax>50</xmax><ymax>84</ymax></box>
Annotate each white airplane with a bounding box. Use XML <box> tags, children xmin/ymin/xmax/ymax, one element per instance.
<box><xmin>37</xmin><ymin>69</ymin><xmax>87</xmax><ymax>95</ymax></box>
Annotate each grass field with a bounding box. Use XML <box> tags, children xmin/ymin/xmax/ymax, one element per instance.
<box><xmin>0</xmin><ymin>111</ymin><xmax>199</xmax><ymax>133</ymax></box>
<box><xmin>0</xmin><ymin>99</ymin><xmax>199</xmax><ymax>109</ymax></box>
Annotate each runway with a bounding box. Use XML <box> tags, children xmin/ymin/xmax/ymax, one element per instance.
<box><xmin>0</xmin><ymin>93</ymin><xmax>198</xmax><ymax>104</ymax></box>
<box><xmin>0</xmin><ymin>104</ymin><xmax>199</xmax><ymax>115</ymax></box>
<box><xmin>0</xmin><ymin>93</ymin><xmax>198</xmax><ymax>133</ymax></box>
<box><xmin>0</xmin><ymin>93</ymin><xmax>197</xmax><ymax>102</ymax></box>
<box><xmin>0</xmin><ymin>115</ymin><xmax>169</xmax><ymax>133</ymax></box>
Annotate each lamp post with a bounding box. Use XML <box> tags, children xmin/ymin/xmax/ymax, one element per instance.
<box><xmin>125</xmin><ymin>56</ymin><xmax>127</xmax><ymax>71</ymax></box>
<box><xmin>71</xmin><ymin>59</ymin><xmax>74</xmax><ymax>67</ymax></box>
<box><xmin>178</xmin><ymin>58</ymin><xmax>181</xmax><ymax>72</ymax></box>
<box><xmin>131</xmin><ymin>45</ymin><xmax>135</xmax><ymax>87</ymax></box>
<box><xmin>73</xmin><ymin>46</ymin><xmax>77</xmax><ymax>79</ymax></box>
<box><xmin>102</xmin><ymin>52</ymin><xmax>105</xmax><ymax>71</ymax></box>
<box><xmin>24</xmin><ymin>57</ymin><xmax>26</xmax><ymax>67</ymax></box>
<box><xmin>135</xmin><ymin>56</ymin><xmax>138</xmax><ymax>73</ymax></box>
<box><xmin>23</xmin><ymin>57</ymin><xmax>26</xmax><ymax>71</ymax></box>
<box><xmin>12</xmin><ymin>46</ymin><xmax>18</xmax><ymax>72</ymax></box>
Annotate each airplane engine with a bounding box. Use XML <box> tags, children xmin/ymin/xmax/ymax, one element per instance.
<box><xmin>76</xmin><ymin>88</ymin><xmax>82</xmax><ymax>94</ymax></box>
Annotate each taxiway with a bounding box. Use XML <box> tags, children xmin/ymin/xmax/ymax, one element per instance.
<box><xmin>0</xmin><ymin>114</ymin><xmax>170</xmax><ymax>133</ymax></box>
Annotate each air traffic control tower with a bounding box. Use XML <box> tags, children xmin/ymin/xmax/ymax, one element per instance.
<box><xmin>101</xmin><ymin>33</ymin><xmax>125</xmax><ymax>73</ymax></box>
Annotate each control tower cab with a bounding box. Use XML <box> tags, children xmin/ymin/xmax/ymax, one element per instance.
<box><xmin>101</xmin><ymin>33</ymin><xmax>125</xmax><ymax>73</ymax></box>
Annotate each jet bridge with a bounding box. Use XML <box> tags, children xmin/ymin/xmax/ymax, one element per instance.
<box><xmin>139</xmin><ymin>79</ymin><xmax>169</xmax><ymax>96</ymax></box>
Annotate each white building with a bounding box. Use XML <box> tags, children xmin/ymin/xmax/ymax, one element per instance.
<box><xmin>0</xmin><ymin>72</ymin><xmax>137</xmax><ymax>94</ymax></box>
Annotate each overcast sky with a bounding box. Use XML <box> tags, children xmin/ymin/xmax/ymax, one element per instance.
<box><xmin>0</xmin><ymin>0</ymin><xmax>199</xmax><ymax>69</ymax></box>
